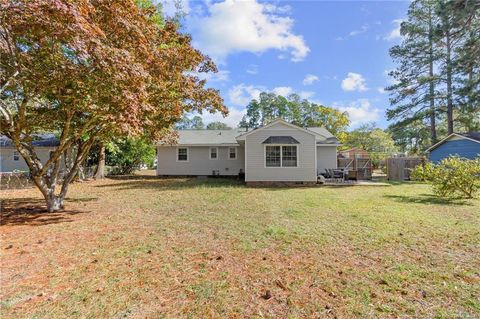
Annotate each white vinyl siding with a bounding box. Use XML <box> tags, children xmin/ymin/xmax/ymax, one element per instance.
<box><xmin>245</xmin><ymin>122</ymin><xmax>316</xmax><ymax>182</ymax></box>
<box><xmin>157</xmin><ymin>146</ymin><xmax>245</xmax><ymax>176</ymax></box>
<box><xmin>316</xmin><ymin>146</ymin><xmax>337</xmax><ymax>175</ymax></box>
<box><xmin>1</xmin><ymin>147</ymin><xmax>57</xmax><ymax>172</ymax></box>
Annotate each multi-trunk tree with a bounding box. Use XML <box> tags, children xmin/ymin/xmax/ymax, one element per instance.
<box><xmin>0</xmin><ymin>0</ymin><xmax>225</xmax><ymax>211</ymax></box>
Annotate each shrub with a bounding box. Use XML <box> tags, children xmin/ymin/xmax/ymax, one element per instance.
<box><xmin>411</xmin><ymin>156</ymin><xmax>480</xmax><ymax>199</ymax></box>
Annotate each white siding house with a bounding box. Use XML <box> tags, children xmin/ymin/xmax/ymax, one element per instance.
<box><xmin>157</xmin><ymin>119</ymin><xmax>340</xmax><ymax>184</ymax></box>
<box><xmin>0</xmin><ymin>135</ymin><xmax>59</xmax><ymax>173</ymax></box>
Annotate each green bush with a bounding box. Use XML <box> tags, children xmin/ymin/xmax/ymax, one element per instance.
<box><xmin>411</xmin><ymin>156</ymin><xmax>480</xmax><ymax>199</ymax></box>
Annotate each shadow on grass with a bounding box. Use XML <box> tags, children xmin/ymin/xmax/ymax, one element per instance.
<box><xmin>0</xmin><ymin>197</ymin><xmax>91</xmax><ymax>226</ymax></box>
<box><xmin>96</xmin><ymin>177</ymin><xmax>245</xmax><ymax>190</ymax></box>
<box><xmin>384</xmin><ymin>194</ymin><xmax>473</xmax><ymax>206</ymax></box>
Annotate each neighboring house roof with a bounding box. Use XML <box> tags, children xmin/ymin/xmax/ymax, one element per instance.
<box><xmin>262</xmin><ymin>136</ymin><xmax>300</xmax><ymax>144</ymax></box>
<box><xmin>426</xmin><ymin>132</ymin><xmax>480</xmax><ymax>152</ymax></box>
<box><xmin>0</xmin><ymin>134</ymin><xmax>60</xmax><ymax>147</ymax></box>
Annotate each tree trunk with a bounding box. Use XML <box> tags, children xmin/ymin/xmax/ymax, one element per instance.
<box><xmin>428</xmin><ymin>12</ymin><xmax>437</xmax><ymax>144</ymax></box>
<box><xmin>95</xmin><ymin>143</ymin><xmax>106</xmax><ymax>179</ymax></box>
<box><xmin>45</xmin><ymin>193</ymin><xmax>65</xmax><ymax>213</ymax></box>
<box><xmin>445</xmin><ymin>27</ymin><xmax>454</xmax><ymax>134</ymax></box>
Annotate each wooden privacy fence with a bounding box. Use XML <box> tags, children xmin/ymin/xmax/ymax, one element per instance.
<box><xmin>337</xmin><ymin>158</ymin><xmax>372</xmax><ymax>180</ymax></box>
<box><xmin>386</xmin><ymin>157</ymin><xmax>425</xmax><ymax>181</ymax></box>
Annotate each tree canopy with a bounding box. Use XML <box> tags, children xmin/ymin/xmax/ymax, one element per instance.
<box><xmin>387</xmin><ymin>0</ymin><xmax>480</xmax><ymax>152</ymax></box>
<box><xmin>238</xmin><ymin>92</ymin><xmax>349</xmax><ymax>138</ymax></box>
<box><xmin>0</xmin><ymin>0</ymin><xmax>225</xmax><ymax>211</ymax></box>
<box><xmin>206</xmin><ymin>122</ymin><xmax>232</xmax><ymax>130</ymax></box>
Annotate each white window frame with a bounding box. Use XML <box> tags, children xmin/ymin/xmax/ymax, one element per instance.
<box><xmin>13</xmin><ymin>150</ymin><xmax>20</xmax><ymax>161</ymax></box>
<box><xmin>228</xmin><ymin>147</ymin><xmax>237</xmax><ymax>160</ymax></box>
<box><xmin>176</xmin><ymin>147</ymin><xmax>189</xmax><ymax>162</ymax></box>
<box><xmin>209</xmin><ymin>147</ymin><xmax>218</xmax><ymax>160</ymax></box>
<box><xmin>264</xmin><ymin>145</ymin><xmax>298</xmax><ymax>168</ymax></box>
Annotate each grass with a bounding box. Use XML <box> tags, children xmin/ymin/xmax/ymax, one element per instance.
<box><xmin>1</xmin><ymin>172</ymin><xmax>479</xmax><ymax>318</ymax></box>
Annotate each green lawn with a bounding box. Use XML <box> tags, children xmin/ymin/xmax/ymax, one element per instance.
<box><xmin>1</xmin><ymin>174</ymin><xmax>479</xmax><ymax>318</ymax></box>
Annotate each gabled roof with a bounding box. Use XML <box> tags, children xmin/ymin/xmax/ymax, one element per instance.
<box><xmin>306</xmin><ymin>127</ymin><xmax>334</xmax><ymax>138</ymax></box>
<box><xmin>158</xmin><ymin>129</ymin><xmax>245</xmax><ymax>146</ymax></box>
<box><xmin>426</xmin><ymin>132</ymin><xmax>480</xmax><ymax>152</ymax></box>
<box><xmin>236</xmin><ymin>119</ymin><xmax>320</xmax><ymax>140</ymax></box>
<box><xmin>0</xmin><ymin>134</ymin><xmax>60</xmax><ymax>147</ymax></box>
<box><xmin>160</xmin><ymin>119</ymin><xmax>340</xmax><ymax>146</ymax></box>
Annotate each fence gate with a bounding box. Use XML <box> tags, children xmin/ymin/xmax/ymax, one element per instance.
<box><xmin>386</xmin><ymin>157</ymin><xmax>425</xmax><ymax>181</ymax></box>
<box><xmin>337</xmin><ymin>158</ymin><xmax>372</xmax><ymax>180</ymax></box>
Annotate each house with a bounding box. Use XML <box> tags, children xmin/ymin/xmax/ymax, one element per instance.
<box><xmin>156</xmin><ymin>119</ymin><xmax>340</xmax><ymax>184</ymax></box>
<box><xmin>426</xmin><ymin>132</ymin><xmax>480</xmax><ymax>163</ymax></box>
<box><xmin>0</xmin><ymin>134</ymin><xmax>59</xmax><ymax>173</ymax></box>
<box><xmin>338</xmin><ymin>147</ymin><xmax>369</xmax><ymax>159</ymax></box>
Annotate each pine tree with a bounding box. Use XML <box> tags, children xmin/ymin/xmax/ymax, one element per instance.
<box><xmin>386</xmin><ymin>0</ymin><xmax>442</xmax><ymax>145</ymax></box>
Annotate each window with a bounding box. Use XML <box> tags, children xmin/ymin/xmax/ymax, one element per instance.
<box><xmin>265</xmin><ymin>146</ymin><xmax>281</xmax><ymax>167</ymax></box>
<box><xmin>265</xmin><ymin>145</ymin><xmax>297</xmax><ymax>167</ymax></box>
<box><xmin>13</xmin><ymin>151</ymin><xmax>20</xmax><ymax>161</ymax></box>
<box><xmin>177</xmin><ymin>147</ymin><xmax>188</xmax><ymax>161</ymax></box>
<box><xmin>228</xmin><ymin>147</ymin><xmax>237</xmax><ymax>160</ymax></box>
<box><xmin>209</xmin><ymin>147</ymin><xmax>218</xmax><ymax>160</ymax></box>
<box><xmin>282</xmin><ymin>146</ymin><xmax>297</xmax><ymax>167</ymax></box>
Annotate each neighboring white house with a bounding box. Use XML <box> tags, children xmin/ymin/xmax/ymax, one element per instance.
<box><xmin>0</xmin><ymin>134</ymin><xmax>59</xmax><ymax>173</ymax></box>
<box><xmin>157</xmin><ymin>119</ymin><xmax>340</xmax><ymax>184</ymax></box>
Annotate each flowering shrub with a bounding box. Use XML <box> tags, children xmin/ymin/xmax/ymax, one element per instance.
<box><xmin>411</xmin><ymin>156</ymin><xmax>480</xmax><ymax>198</ymax></box>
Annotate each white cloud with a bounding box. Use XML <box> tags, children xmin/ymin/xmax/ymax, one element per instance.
<box><xmin>228</xmin><ymin>84</ymin><xmax>264</xmax><ymax>106</ymax></box>
<box><xmin>302</xmin><ymin>74</ymin><xmax>319</xmax><ymax>86</ymax></box>
<box><xmin>189</xmin><ymin>0</ymin><xmax>310</xmax><ymax>63</ymax></box>
<box><xmin>299</xmin><ymin>91</ymin><xmax>315</xmax><ymax>99</ymax></box>
<box><xmin>349</xmin><ymin>24</ymin><xmax>369</xmax><ymax>36</ymax></box>
<box><xmin>384</xmin><ymin>19</ymin><xmax>403</xmax><ymax>41</ymax></box>
<box><xmin>377</xmin><ymin>87</ymin><xmax>386</xmax><ymax>94</ymax></box>
<box><xmin>272</xmin><ymin>86</ymin><xmax>294</xmax><ymax>96</ymax></box>
<box><xmin>246</xmin><ymin>64</ymin><xmax>258</xmax><ymax>75</ymax></box>
<box><xmin>201</xmin><ymin>107</ymin><xmax>246</xmax><ymax>128</ymax></box>
<box><xmin>341</xmin><ymin>72</ymin><xmax>368</xmax><ymax>92</ymax></box>
<box><xmin>333</xmin><ymin>99</ymin><xmax>380</xmax><ymax>127</ymax></box>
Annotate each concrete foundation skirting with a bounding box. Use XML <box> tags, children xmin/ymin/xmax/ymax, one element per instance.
<box><xmin>245</xmin><ymin>181</ymin><xmax>317</xmax><ymax>187</ymax></box>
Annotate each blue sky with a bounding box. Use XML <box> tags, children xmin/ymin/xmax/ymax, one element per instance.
<box><xmin>165</xmin><ymin>0</ymin><xmax>410</xmax><ymax>129</ymax></box>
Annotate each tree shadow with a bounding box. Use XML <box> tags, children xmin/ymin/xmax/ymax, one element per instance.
<box><xmin>384</xmin><ymin>194</ymin><xmax>473</xmax><ymax>206</ymax></box>
<box><xmin>0</xmin><ymin>198</ymin><xmax>91</xmax><ymax>227</ymax></box>
<box><xmin>96</xmin><ymin>177</ymin><xmax>245</xmax><ymax>191</ymax></box>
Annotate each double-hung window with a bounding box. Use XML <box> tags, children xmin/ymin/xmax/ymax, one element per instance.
<box><xmin>282</xmin><ymin>146</ymin><xmax>297</xmax><ymax>167</ymax></box>
<box><xmin>228</xmin><ymin>147</ymin><xmax>237</xmax><ymax>160</ymax></box>
<box><xmin>265</xmin><ymin>146</ymin><xmax>281</xmax><ymax>167</ymax></box>
<box><xmin>177</xmin><ymin>147</ymin><xmax>188</xmax><ymax>161</ymax></box>
<box><xmin>13</xmin><ymin>151</ymin><xmax>20</xmax><ymax>161</ymax></box>
<box><xmin>209</xmin><ymin>147</ymin><xmax>218</xmax><ymax>160</ymax></box>
<box><xmin>265</xmin><ymin>145</ymin><xmax>297</xmax><ymax>167</ymax></box>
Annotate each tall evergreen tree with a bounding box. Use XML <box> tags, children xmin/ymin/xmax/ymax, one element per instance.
<box><xmin>386</xmin><ymin>0</ymin><xmax>442</xmax><ymax>145</ymax></box>
<box><xmin>451</xmin><ymin>0</ymin><xmax>480</xmax><ymax>132</ymax></box>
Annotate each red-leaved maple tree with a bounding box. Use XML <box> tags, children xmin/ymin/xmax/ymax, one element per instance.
<box><xmin>0</xmin><ymin>0</ymin><xmax>226</xmax><ymax>211</ymax></box>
